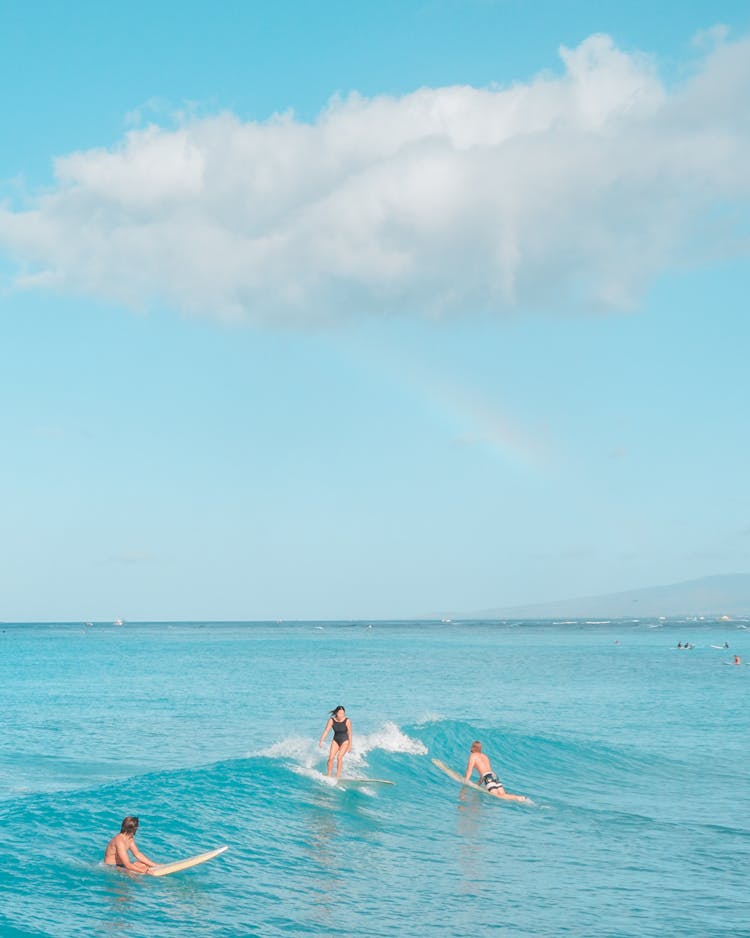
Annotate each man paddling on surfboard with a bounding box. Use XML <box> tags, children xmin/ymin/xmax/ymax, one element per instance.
<box><xmin>104</xmin><ymin>816</ymin><xmax>158</xmax><ymax>874</ymax></box>
<box><xmin>465</xmin><ymin>741</ymin><xmax>529</xmax><ymax>803</ymax></box>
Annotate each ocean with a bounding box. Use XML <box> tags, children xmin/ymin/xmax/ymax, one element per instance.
<box><xmin>1</xmin><ymin>618</ymin><xmax>748</xmax><ymax>937</ymax></box>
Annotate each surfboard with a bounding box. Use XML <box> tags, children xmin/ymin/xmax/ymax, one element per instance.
<box><xmin>432</xmin><ymin>758</ymin><xmax>485</xmax><ymax>792</ymax></box>
<box><xmin>336</xmin><ymin>777</ymin><xmax>394</xmax><ymax>788</ymax></box>
<box><xmin>431</xmin><ymin>758</ymin><xmax>531</xmax><ymax>803</ymax></box>
<box><xmin>149</xmin><ymin>845</ymin><xmax>228</xmax><ymax>877</ymax></box>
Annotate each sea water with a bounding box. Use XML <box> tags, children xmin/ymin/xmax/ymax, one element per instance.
<box><xmin>0</xmin><ymin>619</ymin><xmax>748</xmax><ymax>937</ymax></box>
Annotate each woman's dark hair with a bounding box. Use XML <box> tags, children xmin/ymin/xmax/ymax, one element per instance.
<box><xmin>330</xmin><ymin>706</ymin><xmax>346</xmax><ymax>717</ymax></box>
<box><xmin>120</xmin><ymin>816</ymin><xmax>139</xmax><ymax>835</ymax></box>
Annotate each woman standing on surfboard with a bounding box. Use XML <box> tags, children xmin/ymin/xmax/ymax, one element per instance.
<box><xmin>318</xmin><ymin>705</ymin><xmax>352</xmax><ymax>778</ymax></box>
<box><xmin>104</xmin><ymin>816</ymin><xmax>157</xmax><ymax>873</ymax></box>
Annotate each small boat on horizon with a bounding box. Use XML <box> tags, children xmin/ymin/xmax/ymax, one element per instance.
<box><xmin>114</xmin><ymin>617</ymin><xmax>124</xmax><ymax>626</ymax></box>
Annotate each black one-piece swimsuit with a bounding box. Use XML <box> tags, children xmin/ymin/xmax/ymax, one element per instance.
<box><xmin>332</xmin><ymin>719</ymin><xmax>349</xmax><ymax>744</ymax></box>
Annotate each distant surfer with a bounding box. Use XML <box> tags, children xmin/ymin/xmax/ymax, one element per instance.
<box><xmin>104</xmin><ymin>816</ymin><xmax>157</xmax><ymax>873</ymax></box>
<box><xmin>464</xmin><ymin>741</ymin><xmax>529</xmax><ymax>803</ymax></box>
<box><xmin>734</xmin><ymin>655</ymin><xmax>742</xmax><ymax>665</ymax></box>
<box><xmin>318</xmin><ymin>705</ymin><xmax>352</xmax><ymax>778</ymax></box>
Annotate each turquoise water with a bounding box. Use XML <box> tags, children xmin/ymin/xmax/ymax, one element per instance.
<box><xmin>1</xmin><ymin>619</ymin><xmax>748</xmax><ymax>937</ymax></box>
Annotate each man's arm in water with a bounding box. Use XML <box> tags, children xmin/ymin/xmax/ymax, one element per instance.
<box><xmin>464</xmin><ymin>752</ymin><xmax>478</xmax><ymax>783</ymax></box>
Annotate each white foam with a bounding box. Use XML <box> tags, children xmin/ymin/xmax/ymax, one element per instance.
<box><xmin>355</xmin><ymin>721</ymin><xmax>428</xmax><ymax>757</ymax></box>
<box><xmin>255</xmin><ymin>735</ymin><xmax>319</xmax><ymax>768</ymax></box>
<box><xmin>255</xmin><ymin>721</ymin><xmax>427</xmax><ymax>774</ymax></box>
<box><xmin>415</xmin><ymin>712</ymin><xmax>444</xmax><ymax>726</ymax></box>
<box><xmin>291</xmin><ymin>764</ymin><xmax>338</xmax><ymax>785</ymax></box>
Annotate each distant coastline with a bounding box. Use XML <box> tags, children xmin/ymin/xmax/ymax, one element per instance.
<box><xmin>454</xmin><ymin>573</ymin><xmax>750</xmax><ymax>620</ymax></box>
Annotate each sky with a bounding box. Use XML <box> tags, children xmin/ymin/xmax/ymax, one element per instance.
<box><xmin>1</xmin><ymin>0</ymin><xmax>749</xmax><ymax>621</ymax></box>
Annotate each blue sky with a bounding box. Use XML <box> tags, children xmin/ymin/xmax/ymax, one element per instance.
<box><xmin>1</xmin><ymin>0</ymin><xmax>749</xmax><ymax>620</ymax></box>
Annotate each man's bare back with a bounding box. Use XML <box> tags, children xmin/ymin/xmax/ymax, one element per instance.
<box><xmin>465</xmin><ymin>741</ymin><xmax>529</xmax><ymax>803</ymax></box>
<box><xmin>104</xmin><ymin>817</ymin><xmax>157</xmax><ymax>873</ymax></box>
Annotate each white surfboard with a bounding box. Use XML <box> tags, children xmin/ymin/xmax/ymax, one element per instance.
<box><xmin>431</xmin><ymin>758</ymin><xmax>531</xmax><ymax>803</ymax></box>
<box><xmin>149</xmin><ymin>845</ymin><xmax>228</xmax><ymax>877</ymax></box>
<box><xmin>336</xmin><ymin>777</ymin><xmax>394</xmax><ymax>788</ymax></box>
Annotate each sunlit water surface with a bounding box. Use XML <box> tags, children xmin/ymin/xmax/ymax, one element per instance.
<box><xmin>1</xmin><ymin>619</ymin><xmax>748</xmax><ymax>936</ymax></box>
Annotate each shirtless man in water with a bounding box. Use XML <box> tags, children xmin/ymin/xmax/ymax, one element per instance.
<box><xmin>104</xmin><ymin>816</ymin><xmax>157</xmax><ymax>873</ymax></box>
<box><xmin>465</xmin><ymin>741</ymin><xmax>529</xmax><ymax>802</ymax></box>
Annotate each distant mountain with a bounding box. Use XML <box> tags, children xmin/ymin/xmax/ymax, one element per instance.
<box><xmin>464</xmin><ymin>573</ymin><xmax>750</xmax><ymax>620</ymax></box>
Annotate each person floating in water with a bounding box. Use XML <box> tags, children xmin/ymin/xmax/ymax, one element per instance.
<box><xmin>318</xmin><ymin>705</ymin><xmax>352</xmax><ymax>777</ymax></box>
<box><xmin>464</xmin><ymin>741</ymin><xmax>529</xmax><ymax>802</ymax></box>
<box><xmin>104</xmin><ymin>816</ymin><xmax>157</xmax><ymax>873</ymax></box>
<box><xmin>734</xmin><ymin>655</ymin><xmax>742</xmax><ymax>665</ymax></box>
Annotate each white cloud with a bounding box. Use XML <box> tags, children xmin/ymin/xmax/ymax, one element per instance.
<box><xmin>0</xmin><ymin>33</ymin><xmax>748</xmax><ymax>324</ymax></box>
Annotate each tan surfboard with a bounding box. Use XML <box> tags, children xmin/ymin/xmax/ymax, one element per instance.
<box><xmin>149</xmin><ymin>845</ymin><xmax>228</xmax><ymax>877</ymax></box>
<box><xmin>431</xmin><ymin>758</ymin><xmax>532</xmax><ymax>803</ymax></box>
<box><xmin>431</xmin><ymin>758</ymin><xmax>486</xmax><ymax>792</ymax></box>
